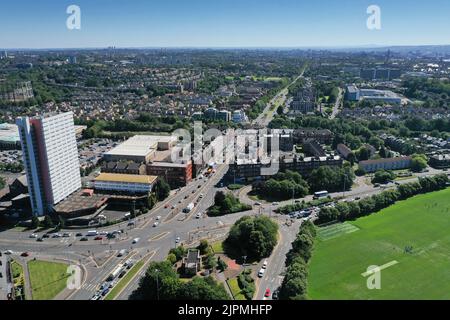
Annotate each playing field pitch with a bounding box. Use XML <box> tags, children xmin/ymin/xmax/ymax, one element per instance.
<box><xmin>308</xmin><ymin>188</ymin><xmax>450</xmax><ymax>300</ymax></box>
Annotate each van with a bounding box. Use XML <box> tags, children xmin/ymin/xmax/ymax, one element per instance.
<box><xmin>258</xmin><ymin>268</ymin><xmax>265</xmax><ymax>278</ymax></box>
<box><xmin>87</xmin><ymin>230</ymin><xmax>98</xmax><ymax>237</ymax></box>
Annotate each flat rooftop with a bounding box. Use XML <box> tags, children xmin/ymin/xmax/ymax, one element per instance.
<box><xmin>94</xmin><ymin>173</ymin><xmax>158</xmax><ymax>184</ymax></box>
<box><xmin>104</xmin><ymin>135</ymin><xmax>177</xmax><ymax>158</ymax></box>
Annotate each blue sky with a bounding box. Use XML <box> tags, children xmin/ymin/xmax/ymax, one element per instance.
<box><xmin>0</xmin><ymin>0</ymin><xmax>449</xmax><ymax>49</ymax></box>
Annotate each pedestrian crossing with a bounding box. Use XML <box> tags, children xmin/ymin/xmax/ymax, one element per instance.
<box><xmin>81</xmin><ymin>283</ymin><xmax>98</xmax><ymax>292</ymax></box>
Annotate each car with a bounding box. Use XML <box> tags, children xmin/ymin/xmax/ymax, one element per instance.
<box><xmin>4</xmin><ymin>250</ymin><xmax>13</xmax><ymax>255</ymax></box>
<box><xmin>164</xmin><ymin>204</ymin><xmax>169</xmax><ymax>209</ymax></box>
<box><xmin>178</xmin><ymin>200</ymin><xmax>182</xmax><ymax>204</ymax></box>
<box><xmin>153</xmin><ymin>222</ymin><xmax>159</xmax><ymax>227</ymax></box>
<box><xmin>192</xmin><ymin>190</ymin><xmax>196</xmax><ymax>194</ymax></box>
<box><xmin>262</xmin><ymin>260</ymin><xmax>268</xmax><ymax>269</ymax></box>
<box><xmin>99</xmin><ymin>231</ymin><xmax>108</xmax><ymax>236</ymax></box>
<box><xmin>94</xmin><ymin>236</ymin><xmax>103</xmax><ymax>241</ymax></box>
<box><xmin>171</xmin><ymin>205</ymin><xmax>176</xmax><ymax>209</ymax></box>
<box><xmin>184</xmin><ymin>195</ymin><xmax>189</xmax><ymax>199</ymax></box>
<box><xmin>42</xmin><ymin>234</ymin><xmax>50</xmax><ymax>238</ymax></box>
<box><xmin>118</xmin><ymin>249</ymin><xmax>127</xmax><ymax>257</ymax></box>
<box><xmin>156</xmin><ymin>216</ymin><xmax>161</xmax><ymax>221</ymax></box>
<box><xmin>29</xmin><ymin>233</ymin><xmax>38</xmax><ymax>239</ymax></box>
<box><xmin>80</xmin><ymin>237</ymin><xmax>89</xmax><ymax>241</ymax></box>
<box><xmin>254</xmin><ymin>202</ymin><xmax>261</xmax><ymax>206</ymax></box>
<box><xmin>264</xmin><ymin>289</ymin><xmax>271</xmax><ymax>298</ymax></box>
<box><xmin>195</xmin><ymin>212</ymin><xmax>202</xmax><ymax>219</ymax></box>
<box><xmin>199</xmin><ymin>193</ymin><xmax>204</xmax><ymax>198</ymax></box>
<box><xmin>132</xmin><ymin>238</ymin><xmax>140</xmax><ymax>244</ymax></box>
<box><xmin>20</xmin><ymin>252</ymin><xmax>29</xmax><ymax>257</ymax></box>
<box><xmin>175</xmin><ymin>237</ymin><xmax>181</xmax><ymax>243</ymax></box>
<box><xmin>52</xmin><ymin>233</ymin><xmax>62</xmax><ymax>238</ymax></box>
<box><xmin>127</xmin><ymin>221</ymin><xmax>135</xmax><ymax>227</ymax></box>
<box><xmin>76</xmin><ymin>233</ymin><xmax>83</xmax><ymax>237</ymax></box>
<box><xmin>258</xmin><ymin>268</ymin><xmax>265</xmax><ymax>278</ymax></box>
<box><xmin>197</xmin><ymin>185</ymin><xmax>201</xmax><ymax>189</ymax></box>
<box><xmin>272</xmin><ymin>202</ymin><xmax>279</xmax><ymax>206</ymax></box>
<box><xmin>36</xmin><ymin>237</ymin><xmax>43</xmax><ymax>242</ymax></box>
<box><xmin>63</xmin><ymin>233</ymin><xmax>71</xmax><ymax>237</ymax></box>
<box><xmin>272</xmin><ymin>289</ymin><xmax>279</xmax><ymax>300</ymax></box>
<box><xmin>91</xmin><ymin>294</ymin><xmax>101</xmax><ymax>301</ymax></box>
<box><xmin>101</xmin><ymin>288</ymin><xmax>110</xmax><ymax>296</ymax></box>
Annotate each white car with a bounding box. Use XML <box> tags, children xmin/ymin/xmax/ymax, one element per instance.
<box><xmin>196</xmin><ymin>212</ymin><xmax>202</xmax><ymax>219</ymax></box>
<box><xmin>29</xmin><ymin>233</ymin><xmax>38</xmax><ymax>239</ymax></box>
<box><xmin>262</xmin><ymin>260</ymin><xmax>268</xmax><ymax>269</ymax></box>
<box><xmin>175</xmin><ymin>237</ymin><xmax>181</xmax><ymax>243</ymax></box>
<box><xmin>4</xmin><ymin>250</ymin><xmax>13</xmax><ymax>255</ymax></box>
<box><xmin>258</xmin><ymin>268</ymin><xmax>265</xmax><ymax>278</ymax></box>
<box><xmin>153</xmin><ymin>222</ymin><xmax>159</xmax><ymax>227</ymax></box>
<box><xmin>156</xmin><ymin>216</ymin><xmax>161</xmax><ymax>221</ymax></box>
<box><xmin>132</xmin><ymin>238</ymin><xmax>140</xmax><ymax>244</ymax></box>
<box><xmin>272</xmin><ymin>202</ymin><xmax>279</xmax><ymax>206</ymax></box>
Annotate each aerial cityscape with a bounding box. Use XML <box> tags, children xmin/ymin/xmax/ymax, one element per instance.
<box><xmin>1</xmin><ymin>0</ymin><xmax>450</xmax><ymax>310</ymax></box>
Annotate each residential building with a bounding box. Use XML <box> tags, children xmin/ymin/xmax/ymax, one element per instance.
<box><xmin>16</xmin><ymin>112</ymin><xmax>82</xmax><ymax>216</ymax></box>
<box><xmin>337</xmin><ymin>144</ymin><xmax>353</xmax><ymax>160</ymax></box>
<box><xmin>429</xmin><ymin>154</ymin><xmax>450</xmax><ymax>169</ymax></box>
<box><xmin>359</xmin><ymin>156</ymin><xmax>412</xmax><ymax>173</ymax></box>
<box><xmin>303</xmin><ymin>139</ymin><xmax>326</xmax><ymax>157</ymax></box>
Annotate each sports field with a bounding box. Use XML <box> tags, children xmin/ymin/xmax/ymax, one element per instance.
<box><xmin>308</xmin><ymin>188</ymin><xmax>450</xmax><ymax>300</ymax></box>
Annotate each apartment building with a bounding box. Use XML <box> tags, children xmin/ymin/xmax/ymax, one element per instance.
<box><xmin>16</xmin><ymin>112</ymin><xmax>81</xmax><ymax>216</ymax></box>
<box><xmin>359</xmin><ymin>156</ymin><xmax>412</xmax><ymax>173</ymax></box>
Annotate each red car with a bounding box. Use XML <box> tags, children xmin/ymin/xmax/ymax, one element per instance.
<box><xmin>264</xmin><ymin>289</ymin><xmax>271</xmax><ymax>298</ymax></box>
<box><xmin>94</xmin><ymin>236</ymin><xmax>103</xmax><ymax>241</ymax></box>
<box><xmin>164</xmin><ymin>204</ymin><xmax>169</xmax><ymax>209</ymax></box>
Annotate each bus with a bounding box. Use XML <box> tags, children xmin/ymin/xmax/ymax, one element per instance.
<box><xmin>313</xmin><ymin>191</ymin><xmax>329</xmax><ymax>199</ymax></box>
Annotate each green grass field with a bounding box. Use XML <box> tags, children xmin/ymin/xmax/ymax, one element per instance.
<box><xmin>227</xmin><ymin>278</ymin><xmax>246</xmax><ymax>300</ymax></box>
<box><xmin>308</xmin><ymin>188</ymin><xmax>450</xmax><ymax>300</ymax></box>
<box><xmin>28</xmin><ymin>260</ymin><xmax>69</xmax><ymax>300</ymax></box>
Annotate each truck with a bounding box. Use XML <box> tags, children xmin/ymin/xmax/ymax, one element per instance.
<box><xmin>107</xmin><ymin>264</ymin><xmax>124</xmax><ymax>281</ymax></box>
<box><xmin>183</xmin><ymin>203</ymin><xmax>195</xmax><ymax>213</ymax></box>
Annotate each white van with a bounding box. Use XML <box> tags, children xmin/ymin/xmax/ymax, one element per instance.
<box><xmin>258</xmin><ymin>268</ymin><xmax>265</xmax><ymax>278</ymax></box>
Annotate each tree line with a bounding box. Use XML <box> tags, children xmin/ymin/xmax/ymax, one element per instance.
<box><xmin>317</xmin><ymin>174</ymin><xmax>449</xmax><ymax>225</ymax></box>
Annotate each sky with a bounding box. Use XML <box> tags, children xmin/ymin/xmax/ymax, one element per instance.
<box><xmin>0</xmin><ymin>0</ymin><xmax>449</xmax><ymax>49</ymax></box>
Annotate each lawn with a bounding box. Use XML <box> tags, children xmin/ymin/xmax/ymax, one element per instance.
<box><xmin>227</xmin><ymin>278</ymin><xmax>246</xmax><ymax>300</ymax></box>
<box><xmin>105</xmin><ymin>259</ymin><xmax>145</xmax><ymax>300</ymax></box>
<box><xmin>211</xmin><ymin>241</ymin><xmax>224</xmax><ymax>254</ymax></box>
<box><xmin>308</xmin><ymin>188</ymin><xmax>450</xmax><ymax>300</ymax></box>
<box><xmin>28</xmin><ymin>260</ymin><xmax>69</xmax><ymax>300</ymax></box>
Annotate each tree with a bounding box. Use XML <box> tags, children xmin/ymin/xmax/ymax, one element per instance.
<box><xmin>224</xmin><ymin>216</ymin><xmax>278</xmax><ymax>261</ymax></box>
<box><xmin>147</xmin><ymin>193</ymin><xmax>157</xmax><ymax>209</ymax></box>
<box><xmin>155</xmin><ymin>179</ymin><xmax>171</xmax><ymax>201</ymax></box>
<box><xmin>217</xmin><ymin>259</ymin><xmax>228</xmax><ymax>272</ymax></box>
<box><xmin>31</xmin><ymin>216</ymin><xmax>40</xmax><ymax>229</ymax></box>
<box><xmin>197</xmin><ymin>240</ymin><xmax>209</xmax><ymax>255</ymax></box>
<box><xmin>411</xmin><ymin>154</ymin><xmax>428</xmax><ymax>172</ymax></box>
<box><xmin>43</xmin><ymin>215</ymin><xmax>54</xmax><ymax>229</ymax></box>
<box><xmin>372</xmin><ymin>170</ymin><xmax>396</xmax><ymax>184</ymax></box>
<box><xmin>167</xmin><ymin>253</ymin><xmax>177</xmax><ymax>265</ymax></box>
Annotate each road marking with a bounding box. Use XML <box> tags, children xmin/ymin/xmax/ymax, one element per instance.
<box><xmin>361</xmin><ymin>260</ymin><xmax>399</xmax><ymax>277</ymax></box>
<box><xmin>148</xmin><ymin>231</ymin><xmax>170</xmax><ymax>242</ymax></box>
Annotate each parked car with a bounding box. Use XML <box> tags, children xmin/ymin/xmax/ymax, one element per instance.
<box><xmin>175</xmin><ymin>237</ymin><xmax>181</xmax><ymax>243</ymax></box>
<box><xmin>21</xmin><ymin>252</ymin><xmax>29</xmax><ymax>257</ymax></box>
<box><xmin>29</xmin><ymin>234</ymin><xmax>38</xmax><ymax>239</ymax></box>
<box><xmin>264</xmin><ymin>289</ymin><xmax>271</xmax><ymax>298</ymax></box>
<box><xmin>80</xmin><ymin>237</ymin><xmax>89</xmax><ymax>242</ymax></box>
<box><xmin>94</xmin><ymin>236</ymin><xmax>103</xmax><ymax>241</ymax></box>
<box><xmin>36</xmin><ymin>237</ymin><xmax>43</xmax><ymax>242</ymax></box>
<box><xmin>63</xmin><ymin>233</ymin><xmax>71</xmax><ymax>237</ymax></box>
<box><xmin>42</xmin><ymin>234</ymin><xmax>50</xmax><ymax>238</ymax></box>
<box><xmin>4</xmin><ymin>250</ymin><xmax>13</xmax><ymax>255</ymax></box>
<box><xmin>76</xmin><ymin>233</ymin><xmax>83</xmax><ymax>237</ymax></box>
<box><xmin>156</xmin><ymin>216</ymin><xmax>161</xmax><ymax>221</ymax></box>
<box><xmin>153</xmin><ymin>222</ymin><xmax>159</xmax><ymax>227</ymax></box>
<box><xmin>262</xmin><ymin>260</ymin><xmax>268</xmax><ymax>269</ymax></box>
<box><xmin>132</xmin><ymin>238</ymin><xmax>140</xmax><ymax>244</ymax></box>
